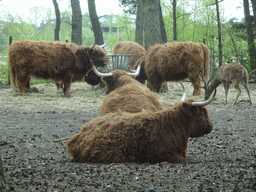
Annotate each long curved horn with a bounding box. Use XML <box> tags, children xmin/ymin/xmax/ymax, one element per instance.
<box><xmin>99</xmin><ymin>40</ymin><xmax>108</xmax><ymax>48</ymax></box>
<box><xmin>91</xmin><ymin>64</ymin><xmax>113</xmax><ymax>77</ymax></box>
<box><xmin>127</xmin><ymin>61</ymin><xmax>141</xmax><ymax>76</ymax></box>
<box><xmin>191</xmin><ymin>89</ymin><xmax>216</xmax><ymax>107</ymax></box>
<box><xmin>89</xmin><ymin>43</ymin><xmax>96</xmax><ymax>49</ymax></box>
<box><xmin>179</xmin><ymin>82</ymin><xmax>186</xmax><ymax>101</ymax></box>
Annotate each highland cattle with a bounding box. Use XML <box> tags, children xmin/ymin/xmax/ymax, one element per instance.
<box><xmin>8</xmin><ymin>40</ymin><xmax>108</xmax><ymax>96</ymax></box>
<box><xmin>66</xmin><ymin>89</ymin><xmax>216</xmax><ymax>163</ymax></box>
<box><xmin>113</xmin><ymin>41</ymin><xmax>145</xmax><ymax>69</ymax></box>
<box><xmin>92</xmin><ymin>64</ymin><xmax>186</xmax><ymax>115</ymax></box>
<box><xmin>133</xmin><ymin>41</ymin><xmax>210</xmax><ymax>95</ymax></box>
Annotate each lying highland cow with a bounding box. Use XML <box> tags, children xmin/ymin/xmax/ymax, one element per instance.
<box><xmin>133</xmin><ymin>41</ymin><xmax>210</xmax><ymax>95</ymax></box>
<box><xmin>92</xmin><ymin>64</ymin><xmax>186</xmax><ymax>115</ymax></box>
<box><xmin>8</xmin><ymin>40</ymin><xmax>108</xmax><ymax>96</ymax></box>
<box><xmin>66</xmin><ymin>89</ymin><xmax>216</xmax><ymax>163</ymax></box>
<box><xmin>113</xmin><ymin>41</ymin><xmax>145</xmax><ymax>69</ymax></box>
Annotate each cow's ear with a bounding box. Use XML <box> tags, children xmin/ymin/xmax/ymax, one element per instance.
<box><xmin>88</xmin><ymin>48</ymin><xmax>95</xmax><ymax>55</ymax></box>
<box><xmin>102</xmin><ymin>76</ymin><xmax>112</xmax><ymax>84</ymax></box>
<box><xmin>75</xmin><ymin>49</ymin><xmax>90</xmax><ymax>64</ymax></box>
<box><xmin>182</xmin><ymin>102</ymin><xmax>192</xmax><ymax>111</ymax></box>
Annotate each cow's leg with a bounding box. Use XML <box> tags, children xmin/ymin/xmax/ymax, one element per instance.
<box><xmin>190</xmin><ymin>74</ymin><xmax>201</xmax><ymax>95</ymax></box>
<box><xmin>147</xmin><ymin>72</ymin><xmax>163</xmax><ymax>93</ymax></box>
<box><xmin>63</xmin><ymin>77</ymin><xmax>72</xmax><ymax>97</ymax></box>
<box><xmin>55</xmin><ymin>80</ymin><xmax>63</xmax><ymax>90</ymax></box>
<box><xmin>17</xmin><ymin>71</ymin><xmax>29</xmax><ymax>95</ymax></box>
<box><xmin>26</xmin><ymin>77</ymin><xmax>31</xmax><ymax>89</ymax></box>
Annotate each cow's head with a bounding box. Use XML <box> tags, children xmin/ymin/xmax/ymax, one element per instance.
<box><xmin>84</xmin><ymin>70</ymin><xmax>101</xmax><ymax>86</ymax></box>
<box><xmin>92</xmin><ymin>62</ymin><xmax>141</xmax><ymax>94</ymax></box>
<box><xmin>75</xmin><ymin>42</ymin><xmax>109</xmax><ymax>69</ymax></box>
<box><xmin>173</xmin><ymin>89</ymin><xmax>216</xmax><ymax>138</ymax></box>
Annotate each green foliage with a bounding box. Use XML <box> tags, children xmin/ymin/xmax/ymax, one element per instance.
<box><xmin>0</xmin><ymin>56</ymin><xmax>9</xmax><ymax>85</ymax></box>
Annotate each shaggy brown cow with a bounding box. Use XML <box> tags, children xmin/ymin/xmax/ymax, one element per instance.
<box><xmin>8</xmin><ymin>40</ymin><xmax>108</xmax><ymax>96</ymax></box>
<box><xmin>133</xmin><ymin>41</ymin><xmax>210</xmax><ymax>95</ymax></box>
<box><xmin>92</xmin><ymin>64</ymin><xmax>164</xmax><ymax>115</ymax></box>
<box><xmin>113</xmin><ymin>41</ymin><xmax>145</xmax><ymax>69</ymax></box>
<box><xmin>66</xmin><ymin>89</ymin><xmax>216</xmax><ymax>163</ymax></box>
<box><xmin>55</xmin><ymin>70</ymin><xmax>101</xmax><ymax>90</ymax></box>
<box><xmin>92</xmin><ymin>64</ymin><xmax>186</xmax><ymax>115</ymax></box>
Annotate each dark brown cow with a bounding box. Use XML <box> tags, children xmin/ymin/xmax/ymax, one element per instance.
<box><xmin>133</xmin><ymin>41</ymin><xmax>210</xmax><ymax>95</ymax></box>
<box><xmin>92</xmin><ymin>64</ymin><xmax>186</xmax><ymax>115</ymax></box>
<box><xmin>55</xmin><ymin>70</ymin><xmax>101</xmax><ymax>90</ymax></box>
<box><xmin>8</xmin><ymin>40</ymin><xmax>108</xmax><ymax>96</ymax></box>
<box><xmin>66</xmin><ymin>89</ymin><xmax>216</xmax><ymax>163</ymax></box>
<box><xmin>113</xmin><ymin>41</ymin><xmax>145</xmax><ymax>69</ymax></box>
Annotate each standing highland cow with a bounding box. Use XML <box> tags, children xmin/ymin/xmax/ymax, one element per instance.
<box><xmin>66</xmin><ymin>89</ymin><xmax>216</xmax><ymax>163</ymax></box>
<box><xmin>133</xmin><ymin>41</ymin><xmax>210</xmax><ymax>95</ymax></box>
<box><xmin>8</xmin><ymin>40</ymin><xmax>108</xmax><ymax>96</ymax></box>
<box><xmin>113</xmin><ymin>41</ymin><xmax>145</xmax><ymax>69</ymax></box>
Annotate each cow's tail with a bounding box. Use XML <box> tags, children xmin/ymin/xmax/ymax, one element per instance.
<box><xmin>8</xmin><ymin>52</ymin><xmax>17</xmax><ymax>89</ymax></box>
<box><xmin>202</xmin><ymin>44</ymin><xmax>210</xmax><ymax>81</ymax></box>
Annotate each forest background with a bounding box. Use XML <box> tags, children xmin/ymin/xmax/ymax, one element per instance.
<box><xmin>0</xmin><ymin>0</ymin><xmax>256</xmax><ymax>85</ymax></box>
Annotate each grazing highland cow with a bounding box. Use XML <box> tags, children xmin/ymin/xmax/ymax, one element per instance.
<box><xmin>8</xmin><ymin>40</ymin><xmax>108</xmax><ymax>96</ymax></box>
<box><xmin>133</xmin><ymin>41</ymin><xmax>210</xmax><ymax>95</ymax></box>
<box><xmin>66</xmin><ymin>89</ymin><xmax>216</xmax><ymax>163</ymax></box>
<box><xmin>92</xmin><ymin>64</ymin><xmax>186</xmax><ymax>115</ymax></box>
<box><xmin>113</xmin><ymin>41</ymin><xmax>145</xmax><ymax>69</ymax></box>
<box><xmin>200</xmin><ymin>63</ymin><xmax>252</xmax><ymax>105</ymax></box>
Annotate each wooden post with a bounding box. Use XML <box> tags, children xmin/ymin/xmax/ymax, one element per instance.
<box><xmin>8</xmin><ymin>36</ymin><xmax>12</xmax><ymax>85</ymax></box>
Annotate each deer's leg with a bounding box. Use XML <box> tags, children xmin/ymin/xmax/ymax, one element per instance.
<box><xmin>233</xmin><ymin>85</ymin><xmax>241</xmax><ymax>105</ymax></box>
<box><xmin>243</xmin><ymin>84</ymin><xmax>252</xmax><ymax>105</ymax></box>
<box><xmin>223</xmin><ymin>82</ymin><xmax>230</xmax><ymax>104</ymax></box>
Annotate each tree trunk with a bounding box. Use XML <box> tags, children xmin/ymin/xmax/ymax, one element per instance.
<box><xmin>88</xmin><ymin>0</ymin><xmax>104</xmax><ymax>45</ymax></box>
<box><xmin>158</xmin><ymin>0</ymin><xmax>167</xmax><ymax>43</ymax></box>
<box><xmin>52</xmin><ymin>0</ymin><xmax>60</xmax><ymax>41</ymax></box>
<box><xmin>71</xmin><ymin>0</ymin><xmax>82</xmax><ymax>45</ymax></box>
<box><xmin>173</xmin><ymin>0</ymin><xmax>177</xmax><ymax>41</ymax></box>
<box><xmin>244</xmin><ymin>0</ymin><xmax>256</xmax><ymax>71</ymax></box>
<box><xmin>135</xmin><ymin>0</ymin><xmax>144</xmax><ymax>46</ymax></box>
<box><xmin>251</xmin><ymin>0</ymin><xmax>256</xmax><ymax>29</ymax></box>
<box><xmin>215</xmin><ymin>0</ymin><xmax>222</xmax><ymax>67</ymax></box>
<box><xmin>143</xmin><ymin>0</ymin><xmax>168</xmax><ymax>92</ymax></box>
<box><xmin>143</xmin><ymin>0</ymin><xmax>163</xmax><ymax>50</ymax></box>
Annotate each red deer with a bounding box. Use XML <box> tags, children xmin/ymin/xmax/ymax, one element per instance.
<box><xmin>91</xmin><ymin>64</ymin><xmax>186</xmax><ymax>115</ymax></box>
<box><xmin>8</xmin><ymin>40</ymin><xmax>108</xmax><ymax>96</ymax></box>
<box><xmin>66</xmin><ymin>89</ymin><xmax>216</xmax><ymax>163</ymax></box>
<box><xmin>200</xmin><ymin>63</ymin><xmax>252</xmax><ymax>105</ymax></box>
<box><xmin>133</xmin><ymin>41</ymin><xmax>210</xmax><ymax>95</ymax></box>
<box><xmin>113</xmin><ymin>41</ymin><xmax>145</xmax><ymax>69</ymax></box>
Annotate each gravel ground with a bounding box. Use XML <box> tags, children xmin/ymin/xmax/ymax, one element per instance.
<box><xmin>0</xmin><ymin>82</ymin><xmax>256</xmax><ymax>191</ymax></box>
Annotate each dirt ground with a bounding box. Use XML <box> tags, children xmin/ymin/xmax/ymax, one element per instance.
<box><xmin>0</xmin><ymin>81</ymin><xmax>256</xmax><ymax>191</ymax></box>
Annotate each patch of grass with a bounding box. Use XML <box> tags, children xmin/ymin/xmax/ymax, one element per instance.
<box><xmin>0</xmin><ymin>64</ymin><xmax>9</xmax><ymax>85</ymax></box>
<box><xmin>0</xmin><ymin>156</ymin><xmax>7</xmax><ymax>190</ymax></box>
